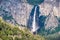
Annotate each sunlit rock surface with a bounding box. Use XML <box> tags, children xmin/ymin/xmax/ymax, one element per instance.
<box><xmin>0</xmin><ymin>0</ymin><xmax>60</xmax><ymax>25</ymax></box>
<box><xmin>0</xmin><ymin>0</ymin><xmax>60</xmax><ymax>35</ymax></box>
<box><xmin>45</xmin><ymin>12</ymin><xmax>58</xmax><ymax>31</ymax></box>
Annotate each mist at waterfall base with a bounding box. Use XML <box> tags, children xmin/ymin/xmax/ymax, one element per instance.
<box><xmin>27</xmin><ymin>5</ymin><xmax>47</xmax><ymax>35</ymax></box>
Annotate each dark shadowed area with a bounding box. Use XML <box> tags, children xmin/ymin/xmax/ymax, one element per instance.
<box><xmin>27</xmin><ymin>0</ymin><xmax>44</xmax><ymax>5</ymax></box>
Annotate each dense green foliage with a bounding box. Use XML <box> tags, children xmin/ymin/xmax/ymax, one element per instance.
<box><xmin>0</xmin><ymin>17</ymin><xmax>45</xmax><ymax>40</ymax></box>
<box><xmin>0</xmin><ymin>17</ymin><xmax>60</xmax><ymax>40</ymax></box>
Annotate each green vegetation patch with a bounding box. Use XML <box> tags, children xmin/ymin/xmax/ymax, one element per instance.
<box><xmin>0</xmin><ymin>17</ymin><xmax>45</xmax><ymax>40</ymax></box>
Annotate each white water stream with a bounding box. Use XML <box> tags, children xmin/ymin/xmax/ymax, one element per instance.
<box><xmin>31</xmin><ymin>6</ymin><xmax>38</xmax><ymax>33</ymax></box>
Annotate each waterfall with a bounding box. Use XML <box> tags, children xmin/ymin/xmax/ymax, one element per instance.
<box><xmin>27</xmin><ymin>5</ymin><xmax>40</xmax><ymax>34</ymax></box>
<box><xmin>31</xmin><ymin>6</ymin><xmax>37</xmax><ymax>33</ymax></box>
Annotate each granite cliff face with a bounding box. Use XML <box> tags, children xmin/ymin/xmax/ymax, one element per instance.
<box><xmin>0</xmin><ymin>0</ymin><xmax>60</xmax><ymax>35</ymax></box>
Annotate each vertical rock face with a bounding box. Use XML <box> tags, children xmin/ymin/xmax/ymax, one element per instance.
<box><xmin>27</xmin><ymin>5</ymin><xmax>36</xmax><ymax>31</ymax></box>
<box><xmin>0</xmin><ymin>0</ymin><xmax>60</xmax><ymax>35</ymax></box>
<box><xmin>45</xmin><ymin>12</ymin><xmax>58</xmax><ymax>31</ymax></box>
<box><xmin>0</xmin><ymin>0</ymin><xmax>60</xmax><ymax>26</ymax></box>
<box><xmin>0</xmin><ymin>0</ymin><xmax>33</xmax><ymax>26</ymax></box>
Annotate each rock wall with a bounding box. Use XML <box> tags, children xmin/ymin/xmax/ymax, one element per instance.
<box><xmin>0</xmin><ymin>0</ymin><xmax>60</xmax><ymax>27</ymax></box>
